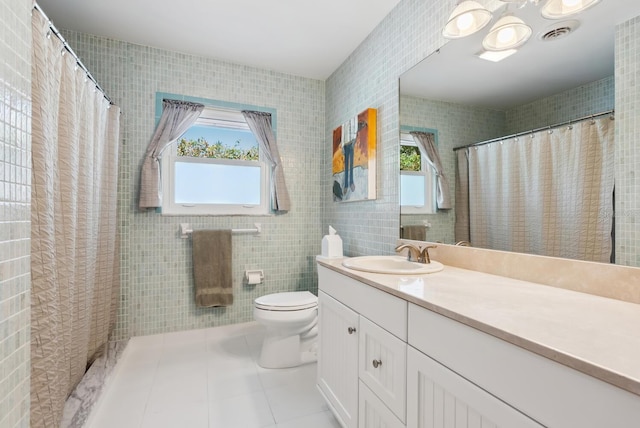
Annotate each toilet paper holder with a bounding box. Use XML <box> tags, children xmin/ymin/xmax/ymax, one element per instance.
<box><xmin>245</xmin><ymin>270</ymin><xmax>264</xmax><ymax>284</ymax></box>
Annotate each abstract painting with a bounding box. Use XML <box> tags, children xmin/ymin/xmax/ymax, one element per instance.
<box><xmin>331</xmin><ymin>108</ymin><xmax>377</xmax><ymax>202</ymax></box>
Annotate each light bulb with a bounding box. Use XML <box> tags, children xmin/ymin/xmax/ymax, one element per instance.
<box><xmin>456</xmin><ymin>13</ymin><xmax>474</xmax><ymax>31</ymax></box>
<box><xmin>497</xmin><ymin>27</ymin><xmax>516</xmax><ymax>45</ymax></box>
<box><xmin>562</xmin><ymin>0</ymin><xmax>581</xmax><ymax>6</ymax></box>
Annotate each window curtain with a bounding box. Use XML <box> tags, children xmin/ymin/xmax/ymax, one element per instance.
<box><xmin>464</xmin><ymin>115</ymin><xmax>614</xmax><ymax>262</ymax></box>
<box><xmin>242</xmin><ymin>110</ymin><xmax>291</xmax><ymax>212</ymax></box>
<box><xmin>410</xmin><ymin>131</ymin><xmax>452</xmax><ymax>210</ymax></box>
<box><xmin>31</xmin><ymin>9</ymin><xmax>121</xmax><ymax>427</ymax></box>
<box><xmin>139</xmin><ymin>99</ymin><xmax>204</xmax><ymax>208</ymax></box>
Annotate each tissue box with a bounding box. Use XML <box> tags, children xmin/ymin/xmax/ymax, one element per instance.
<box><xmin>321</xmin><ymin>235</ymin><xmax>343</xmax><ymax>258</ymax></box>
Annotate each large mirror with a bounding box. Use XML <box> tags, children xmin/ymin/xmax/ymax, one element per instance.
<box><xmin>399</xmin><ymin>0</ymin><xmax>640</xmax><ymax>263</ymax></box>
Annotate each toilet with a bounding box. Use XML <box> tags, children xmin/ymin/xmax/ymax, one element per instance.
<box><xmin>253</xmin><ymin>291</ymin><xmax>318</xmax><ymax>369</ymax></box>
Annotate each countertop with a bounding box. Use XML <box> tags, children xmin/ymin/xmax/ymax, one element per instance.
<box><xmin>317</xmin><ymin>257</ymin><xmax>640</xmax><ymax>397</ymax></box>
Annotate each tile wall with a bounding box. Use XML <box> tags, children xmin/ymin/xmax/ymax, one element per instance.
<box><xmin>399</xmin><ymin>96</ymin><xmax>505</xmax><ymax>244</ymax></box>
<box><xmin>506</xmin><ymin>75</ymin><xmax>615</xmax><ymax>134</ymax></box>
<box><xmin>615</xmin><ymin>17</ymin><xmax>640</xmax><ymax>267</ymax></box>
<box><xmin>324</xmin><ymin>0</ymin><xmax>446</xmax><ymax>257</ymax></box>
<box><xmin>0</xmin><ymin>1</ymin><xmax>31</xmax><ymax>427</ymax></box>
<box><xmin>61</xmin><ymin>32</ymin><xmax>325</xmax><ymax>339</ymax></box>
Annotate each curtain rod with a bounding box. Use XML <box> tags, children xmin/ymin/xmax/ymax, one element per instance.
<box><xmin>33</xmin><ymin>1</ymin><xmax>113</xmax><ymax>105</ymax></box>
<box><xmin>452</xmin><ymin>109</ymin><xmax>614</xmax><ymax>152</ymax></box>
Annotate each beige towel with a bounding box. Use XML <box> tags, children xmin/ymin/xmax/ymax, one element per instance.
<box><xmin>401</xmin><ymin>225</ymin><xmax>426</xmax><ymax>241</ymax></box>
<box><xmin>192</xmin><ymin>230</ymin><xmax>233</xmax><ymax>307</ymax></box>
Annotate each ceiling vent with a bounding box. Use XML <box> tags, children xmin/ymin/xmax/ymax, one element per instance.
<box><xmin>539</xmin><ymin>20</ymin><xmax>580</xmax><ymax>42</ymax></box>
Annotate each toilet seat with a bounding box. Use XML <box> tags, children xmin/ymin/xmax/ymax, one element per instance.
<box><xmin>254</xmin><ymin>291</ymin><xmax>318</xmax><ymax>311</ymax></box>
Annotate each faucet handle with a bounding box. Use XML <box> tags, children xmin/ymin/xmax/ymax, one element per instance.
<box><xmin>420</xmin><ymin>245</ymin><xmax>437</xmax><ymax>264</ymax></box>
<box><xmin>395</xmin><ymin>243</ymin><xmax>421</xmax><ymax>262</ymax></box>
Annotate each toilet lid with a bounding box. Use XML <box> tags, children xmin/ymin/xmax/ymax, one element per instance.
<box><xmin>255</xmin><ymin>291</ymin><xmax>318</xmax><ymax>311</ymax></box>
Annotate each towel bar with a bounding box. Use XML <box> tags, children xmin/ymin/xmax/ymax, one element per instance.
<box><xmin>180</xmin><ymin>223</ymin><xmax>261</xmax><ymax>239</ymax></box>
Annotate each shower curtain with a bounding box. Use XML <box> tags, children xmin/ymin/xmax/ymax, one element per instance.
<box><xmin>456</xmin><ymin>115</ymin><xmax>614</xmax><ymax>262</ymax></box>
<box><xmin>31</xmin><ymin>10</ymin><xmax>121</xmax><ymax>427</ymax></box>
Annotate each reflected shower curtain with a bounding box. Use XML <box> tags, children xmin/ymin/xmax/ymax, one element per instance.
<box><xmin>31</xmin><ymin>10</ymin><xmax>121</xmax><ymax>427</ymax></box>
<box><xmin>459</xmin><ymin>116</ymin><xmax>614</xmax><ymax>262</ymax></box>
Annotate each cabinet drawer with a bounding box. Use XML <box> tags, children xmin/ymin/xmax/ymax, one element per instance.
<box><xmin>318</xmin><ymin>265</ymin><xmax>407</xmax><ymax>340</ymax></box>
<box><xmin>359</xmin><ymin>316</ymin><xmax>407</xmax><ymax>422</ymax></box>
<box><xmin>359</xmin><ymin>381</ymin><xmax>405</xmax><ymax>428</ymax></box>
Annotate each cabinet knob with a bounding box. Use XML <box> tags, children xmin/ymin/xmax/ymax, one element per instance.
<box><xmin>347</xmin><ymin>327</ymin><xmax>356</xmax><ymax>334</ymax></box>
<box><xmin>372</xmin><ymin>359</ymin><xmax>382</xmax><ymax>368</ymax></box>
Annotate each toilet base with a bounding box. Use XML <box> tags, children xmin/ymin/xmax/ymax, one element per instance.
<box><xmin>258</xmin><ymin>332</ymin><xmax>318</xmax><ymax>369</ymax></box>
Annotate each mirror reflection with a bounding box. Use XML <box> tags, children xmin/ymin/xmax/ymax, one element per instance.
<box><xmin>399</xmin><ymin>0</ymin><xmax>640</xmax><ymax>263</ymax></box>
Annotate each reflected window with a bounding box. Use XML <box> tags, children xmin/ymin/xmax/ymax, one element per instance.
<box><xmin>400</xmin><ymin>131</ymin><xmax>436</xmax><ymax>214</ymax></box>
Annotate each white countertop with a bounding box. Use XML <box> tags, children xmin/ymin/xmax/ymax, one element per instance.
<box><xmin>317</xmin><ymin>257</ymin><xmax>640</xmax><ymax>397</ymax></box>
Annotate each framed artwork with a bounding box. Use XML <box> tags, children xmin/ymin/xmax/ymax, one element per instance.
<box><xmin>331</xmin><ymin>108</ymin><xmax>377</xmax><ymax>202</ymax></box>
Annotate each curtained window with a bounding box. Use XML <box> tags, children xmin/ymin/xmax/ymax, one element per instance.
<box><xmin>400</xmin><ymin>131</ymin><xmax>437</xmax><ymax>214</ymax></box>
<box><xmin>160</xmin><ymin>105</ymin><xmax>271</xmax><ymax>215</ymax></box>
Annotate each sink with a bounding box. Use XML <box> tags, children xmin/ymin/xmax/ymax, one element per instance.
<box><xmin>341</xmin><ymin>255</ymin><xmax>444</xmax><ymax>275</ymax></box>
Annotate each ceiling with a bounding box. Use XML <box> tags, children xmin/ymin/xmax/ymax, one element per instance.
<box><xmin>36</xmin><ymin>0</ymin><xmax>401</xmax><ymax>81</ymax></box>
<box><xmin>401</xmin><ymin>0</ymin><xmax>640</xmax><ymax>110</ymax></box>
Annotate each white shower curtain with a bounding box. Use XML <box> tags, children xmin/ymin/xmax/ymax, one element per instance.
<box><xmin>460</xmin><ymin>115</ymin><xmax>614</xmax><ymax>262</ymax></box>
<box><xmin>31</xmin><ymin>10</ymin><xmax>121</xmax><ymax>427</ymax></box>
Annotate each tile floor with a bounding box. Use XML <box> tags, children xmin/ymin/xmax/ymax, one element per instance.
<box><xmin>86</xmin><ymin>322</ymin><xmax>340</xmax><ymax>428</ymax></box>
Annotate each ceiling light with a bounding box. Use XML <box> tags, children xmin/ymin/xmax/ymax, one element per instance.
<box><xmin>541</xmin><ymin>0</ymin><xmax>601</xmax><ymax>19</ymax></box>
<box><xmin>443</xmin><ymin>1</ymin><xmax>493</xmax><ymax>39</ymax></box>
<box><xmin>477</xmin><ymin>49</ymin><xmax>518</xmax><ymax>62</ymax></box>
<box><xmin>482</xmin><ymin>14</ymin><xmax>532</xmax><ymax>51</ymax></box>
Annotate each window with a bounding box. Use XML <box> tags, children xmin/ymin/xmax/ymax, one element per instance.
<box><xmin>161</xmin><ymin>106</ymin><xmax>269</xmax><ymax>215</ymax></box>
<box><xmin>400</xmin><ymin>132</ymin><xmax>436</xmax><ymax>214</ymax></box>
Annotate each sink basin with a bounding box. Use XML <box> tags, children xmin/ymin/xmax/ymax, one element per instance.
<box><xmin>341</xmin><ymin>256</ymin><xmax>443</xmax><ymax>275</ymax></box>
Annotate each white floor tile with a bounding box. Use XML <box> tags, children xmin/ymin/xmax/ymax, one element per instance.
<box><xmin>208</xmin><ymin>364</ymin><xmax>263</xmax><ymax>401</ymax></box>
<box><xmin>89</xmin><ymin>323</ymin><xmax>333</xmax><ymax>428</ymax></box>
<box><xmin>265</xmin><ymin>380</ymin><xmax>328</xmax><ymax>423</ymax></box>
<box><xmin>276</xmin><ymin>410</ymin><xmax>341</xmax><ymax>428</ymax></box>
<box><xmin>141</xmin><ymin>402</ymin><xmax>209</xmax><ymax>428</ymax></box>
<box><xmin>209</xmin><ymin>390</ymin><xmax>275</xmax><ymax>428</ymax></box>
<box><xmin>89</xmin><ymin>385</ymin><xmax>147</xmax><ymax>428</ymax></box>
<box><xmin>257</xmin><ymin>361</ymin><xmax>317</xmax><ymax>390</ymax></box>
<box><xmin>146</xmin><ymin>370</ymin><xmax>208</xmax><ymax>413</ymax></box>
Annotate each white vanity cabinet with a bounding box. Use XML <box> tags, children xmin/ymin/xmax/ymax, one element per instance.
<box><xmin>317</xmin><ymin>291</ymin><xmax>359</xmax><ymax>427</ymax></box>
<box><xmin>406</xmin><ymin>347</ymin><xmax>542</xmax><ymax>428</ymax></box>
<box><xmin>318</xmin><ymin>263</ymin><xmax>640</xmax><ymax>428</ymax></box>
<box><xmin>408</xmin><ymin>303</ymin><xmax>640</xmax><ymax>428</ymax></box>
<box><xmin>318</xmin><ymin>265</ymin><xmax>408</xmax><ymax>428</ymax></box>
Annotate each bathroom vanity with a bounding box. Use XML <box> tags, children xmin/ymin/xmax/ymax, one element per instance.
<box><xmin>316</xmin><ymin>255</ymin><xmax>640</xmax><ymax>428</ymax></box>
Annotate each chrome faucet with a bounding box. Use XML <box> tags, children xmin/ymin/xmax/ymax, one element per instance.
<box><xmin>395</xmin><ymin>243</ymin><xmax>437</xmax><ymax>264</ymax></box>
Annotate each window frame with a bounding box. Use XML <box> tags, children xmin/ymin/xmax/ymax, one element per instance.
<box><xmin>158</xmin><ymin>96</ymin><xmax>273</xmax><ymax>216</ymax></box>
<box><xmin>400</xmin><ymin>131</ymin><xmax>437</xmax><ymax>215</ymax></box>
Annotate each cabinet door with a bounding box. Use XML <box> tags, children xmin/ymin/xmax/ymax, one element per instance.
<box><xmin>359</xmin><ymin>381</ymin><xmax>406</xmax><ymax>428</ymax></box>
<box><xmin>359</xmin><ymin>316</ymin><xmax>407</xmax><ymax>422</ymax></box>
<box><xmin>406</xmin><ymin>347</ymin><xmax>543</xmax><ymax>428</ymax></box>
<box><xmin>318</xmin><ymin>291</ymin><xmax>360</xmax><ymax>428</ymax></box>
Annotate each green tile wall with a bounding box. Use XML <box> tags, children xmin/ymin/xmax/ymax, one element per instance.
<box><xmin>615</xmin><ymin>17</ymin><xmax>640</xmax><ymax>267</ymax></box>
<box><xmin>0</xmin><ymin>1</ymin><xmax>31</xmax><ymax>427</ymax></box>
<box><xmin>61</xmin><ymin>31</ymin><xmax>325</xmax><ymax>339</ymax></box>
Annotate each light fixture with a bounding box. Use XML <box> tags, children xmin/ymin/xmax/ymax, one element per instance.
<box><xmin>443</xmin><ymin>0</ymin><xmax>600</xmax><ymax>60</ymax></box>
<box><xmin>482</xmin><ymin>14</ymin><xmax>532</xmax><ymax>51</ymax></box>
<box><xmin>541</xmin><ymin>0</ymin><xmax>601</xmax><ymax>19</ymax></box>
<box><xmin>443</xmin><ymin>1</ymin><xmax>493</xmax><ymax>39</ymax></box>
